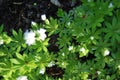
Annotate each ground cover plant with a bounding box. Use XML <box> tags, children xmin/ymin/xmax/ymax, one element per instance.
<box><xmin>0</xmin><ymin>0</ymin><xmax>120</xmax><ymax>80</ymax></box>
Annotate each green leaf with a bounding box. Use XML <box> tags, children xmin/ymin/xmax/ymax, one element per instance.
<box><xmin>18</xmin><ymin>29</ymin><xmax>23</xmax><ymax>39</ymax></box>
<box><xmin>0</xmin><ymin>49</ymin><xmax>6</xmax><ymax>57</ymax></box>
<box><xmin>57</xmin><ymin>9</ymin><xmax>65</xmax><ymax>17</ymax></box>
<box><xmin>105</xmin><ymin>22</ymin><xmax>112</xmax><ymax>28</ymax></box>
<box><xmin>112</xmin><ymin>16</ymin><xmax>117</xmax><ymax>27</ymax></box>
<box><xmin>10</xmin><ymin>59</ymin><xmax>21</xmax><ymax>64</ymax></box>
<box><xmin>16</xmin><ymin>46</ymin><xmax>21</xmax><ymax>52</ymax></box>
<box><xmin>43</xmin><ymin>46</ymin><xmax>48</xmax><ymax>52</ymax></box>
<box><xmin>0</xmin><ymin>25</ymin><xmax>4</xmax><ymax>34</ymax></box>
<box><xmin>36</xmin><ymin>46</ymin><xmax>42</xmax><ymax>52</ymax></box>
<box><xmin>3</xmin><ymin>34</ymin><xmax>12</xmax><ymax>44</ymax></box>
<box><xmin>16</xmin><ymin>53</ymin><xmax>24</xmax><ymax>61</ymax></box>
<box><xmin>12</xmin><ymin>30</ymin><xmax>18</xmax><ymax>38</ymax></box>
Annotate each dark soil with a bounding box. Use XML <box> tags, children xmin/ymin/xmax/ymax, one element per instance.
<box><xmin>46</xmin><ymin>65</ymin><xmax>64</xmax><ymax>78</ymax></box>
<box><xmin>0</xmin><ymin>0</ymin><xmax>81</xmax><ymax>33</ymax></box>
<box><xmin>0</xmin><ymin>0</ymin><xmax>81</xmax><ymax>79</ymax></box>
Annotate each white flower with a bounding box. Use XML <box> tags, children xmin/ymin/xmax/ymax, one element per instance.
<box><xmin>31</xmin><ymin>21</ymin><xmax>37</xmax><ymax>26</ymax></box>
<box><xmin>118</xmin><ymin>65</ymin><xmax>120</xmax><ymax>69</ymax></box>
<box><xmin>41</xmin><ymin>14</ymin><xmax>46</xmax><ymax>21</ymax></box>
<box><xmin>90</xmin><ymin>36</ymin><xmax>94</xmax><ymax>40</ymax></box>
<box><xmin>87</xmin><ymin>79</ymin><xmax>92</xmax><ymax>80</ymax></box>
<box><xmin>62</xmin><ymin>62</ymin><xmax>65</xmax><ymax>66</ymax></box>
<box><xmin>37</xmin><ymin>28</ymin><xmax>47</xmax><ymax>41</ymax></box>
<box><xmin>88</xmin><ymin>0</ymin><xmax>91</xmax><ymax>2</ymax></box>
<box><xmin>90</xmin><ymin>67</ymin><xmax>93</xmax><ymax>70</ymax></box>
<box><xmin>68</xmin><ymin>46</ymin><xmax>73</xmax><ymax>51</ymax></box>
<box><xmin>62</xmin><ymin>53</ymin><xmax>65</xmax><ymax>56</ymax></box>
<box><xmin>97</xmin><ymin>71</ymin><xmax>101</xmax><ymax>75</ymax></box>
<box><xmin>103</xmin><ymin>49</ymin><xmax>110</xmax><ymax>56</ymax></box>
<box><xmin>16</xmin><ymin>76</ymin><xmax>28</xmax><ymax>80</ymax></box>
<box><xmin>48</xmin><ymin>61</ymin><xmax>55</xmax><ymax>67</ymax></box>
<box><xmin>0</xmin><ymin>39</ymin><xmax>4</xmax><ymax>45</ymax></box>
<box><xmin>39</xmin><ymin>68</ymin><xmax>45</xmax><ymax>74</ymax></box>
<box><xmin>67</xmin><ymin>22</ymin><xmax>71</xmax><ymax>26</ymax></box>
<box><xmin>24</xmin><ymin>30</ymin><xmax>36</xmax><ymax>46</ymax></box>
<box><xmin>33</xmin><ymin>3</ymin><xmax>37</xmax><ymax>6</ymax></box>
<box><xmin>79</xmin><ymin>47</ymin><xmax>89</xmax><ymax>57</ymax></box>
<box><xmin>108</xmin><ymin>3</ymin><xmax>113</xmax><ymax>8</ymax></box>
<box><xmin>50</xmin><ymin>0</ymin><xmax>61</xmax><ymax>7</ymax></box>
<box><xmin>80</xmin><ymin>47</ymin><xmax>86</xmax><ymax>53</ymax></box>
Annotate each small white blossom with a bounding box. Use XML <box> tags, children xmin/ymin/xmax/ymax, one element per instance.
<box><xmin>0</xmin><ymin>39</ymin><xmax>4</xmax><ymax>45</ymax></box>
<box><xmin>88</xmin><ymin>0</ymin><xmax>91</xmax><ymax>2</ymax></box>
<box><xmin>50</xmin><ymin>0</ymin><xmax>61</xmax><ymax>7</ymax></box>
<box><xmin>80</xmin><ymin>47</ymin><xmax>86</xmax><ymax>53</ymax></box>
<box><xmin>108</xmin><ymin>3</ymin><xmax>113</xmax><ymax>8</ymax></box>
<box><xmin>90</xmin><ymin>36</ymin><xmax>94</xmax><ymax>40</ymax></box>
<box><xmin>97</xmin><ymin>71</ymin><xmax>101</xmax><ymax>75</ymax></box>
<box><xmin>79</xmin><ymin>47</ymin><xmax>89</xmax><ymax>57</ymax></box>
<box><xmin>41</xmin><ymin>14</ymin><xmax>46</xmax><ymax>21</ymax></box>
<box><xmin>103</xmin><ymin>49</ymin><xmax>110</xmax><ymax>56</ymax></box>
<box><xmin>48</xmin><ymin>62</ymin><xmax>55</xmax><ymax>67</ymax></box>
<box><xmin>16</xmin><ymin>76</ymin><xmax>28</xmax><ymax>80</ymax></box>
<box><xmin>62</xmin><ymin>53</ymin><xmax>65</xmax><ymax>56</ymax></box>
<box><xmin>87</xmin><ymin>79</ymin><xmax>92</xmax><ymax>80</ymax></box>
<box><xmin>31</xmin><ymin>21</ymin><xmax>37</xmax><ymax>26</ymax></box>
<box><xmin>37</xmin><ymin>28</ymin><xmax>47</xmax><ymax>41</ymax></box>
<box><xmin>62</xmin><ymin>62</ymin><xmax>65</xmax><ymax>66</ymax></box>
<box><xmin>118</xmin><ymin>65</ymin><xmax>120</xmax><ymax>69</ymax></box>
<box><xmin>33</xmin><ymin>3</ymin><xmax>37</xmax><ymax>6</ymax></box>
<box><xmin>90</xmin><ymin>67</ymin><xmax>93</xmax><ymax>70</ymax></box>
<box><xmin>67</xmin><ymin>22</ymin><xmax>71</xmax><ymax>26</ymax></box>
<box><xmin>24</xmin><ymin>30</ymin><xmax>36</xmax><ymax>46</ymax></box>
<box><xmin>39</xmin><ymin>68</ymin><xmax>45</xmax><ymax>74</ymax></box>
<box><xmin>68</xmin><ymin>46</ymin><xmax>73</xmax><ymax>51</ymax></box>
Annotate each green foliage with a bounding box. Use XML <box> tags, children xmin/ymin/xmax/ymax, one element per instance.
<box><xmin>0</xmin><ymin>0</ymin><xmax>120</xmax><ymax>80</ymax></box>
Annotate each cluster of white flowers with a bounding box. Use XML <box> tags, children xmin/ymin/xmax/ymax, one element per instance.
<box><xmin>16</xmin><ymin>76</ymin><xmax>28</xmax><ymax>80</ymax></box>
<box><xmin>37</xmin><ymin>28</ymin><xmax>47</xmax><ymax>41</ymax></box>
<box><xmin>108</xmin><ymin>2</ymin><xmax>113</xmax><ymax>8</ymax></box>
<box><xmin>68</xmin><ymin>46</ymin><xmax>73</xmax><ymax>51</ymax></box>
<box><xmin>24</xmin><ymin>30</ymin><xmax>36</xmax><ymax>46</ymax></box>
<box><xmin>24</xmin><ymin>28</ymin><xmax>47</xmax><ymax>46</ymax></box>
<box><xmin>103</xmin><ymin>49</ymin><xmax>110</xmax><ymax>56</ymax></box>
<box><xmin>39</xmin><ymin>68</ymin><xmax>45</xmax><ymax>74</ymax></box>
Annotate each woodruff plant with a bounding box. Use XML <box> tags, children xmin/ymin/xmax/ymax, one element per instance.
<box><xmin>0</xmin><ymin>0</ymin><xmax>120</xmax><ymax>80</ymax></box>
